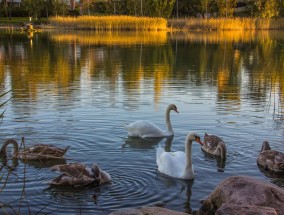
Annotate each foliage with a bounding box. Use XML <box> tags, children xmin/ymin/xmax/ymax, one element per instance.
<box><xmin>216</xmin><ymin>0</ymin><xmax>237</xmax><ymax>17</ymax></box>
<box><xmin>0</xmin><ymin>0</ymin><xmax>284</xmax><ymax>20</ymax></box>
<box><xmin>88</xmin><ymin>0</ymin><xmax>175</xmax><ymax>18</ymax></box>
<box><xmin>51</xmin><ymin>0</ymin><xmax>69</xmax><ymax>16</ymax></box>
<box><xmin>198</xmin><ymin>0</ymin><xmax>218</xmax><ymax>18</ymax></box>
<box><xmin>262</xmin><ymin>0</ymin><xmax>280</xmax><ymax>18</ymax></box>
<box><xmin>22</xmin><ymin>0</ymin><xmax>45</xmax><ymax>19</ymax></box>
<box><xmin>147</xmin><ymin>0</ymin><xmax>176</xmax><ymax>18</ymax></box>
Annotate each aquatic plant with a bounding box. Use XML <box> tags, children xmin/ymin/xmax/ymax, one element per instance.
<box><xmin>168</xmin><ymin>18</ymin><xmax>284</xmax><ymax>30</ymax></box>
<box><xmin>49</xmin><ymin>15</ymin><xmax>168</xmax><ymax>31</ymax></box>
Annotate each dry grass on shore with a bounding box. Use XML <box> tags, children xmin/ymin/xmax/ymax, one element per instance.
<box><xmin>49</xmin><ymin>15</ymin><xmax>168</xmax><ymax>31</ymax></box>
<box><xmin>168</xmin><ymin>18</ymin><xmax>284</xmax><ymax>31</ymax></box>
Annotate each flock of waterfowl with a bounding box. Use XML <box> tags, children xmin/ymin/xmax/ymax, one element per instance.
<box><xmin>1</xmin><ymin>104</ymin><xmax>283</xmax><ymax>188</ymax></box>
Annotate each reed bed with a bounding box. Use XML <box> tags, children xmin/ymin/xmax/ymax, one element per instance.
<box><xmin>169</xmin><ymin>18</ymin><xmax>284</xmax><ymax>30</ymax></box>
<box><xmin>49</xmin><ymin>15</ymin><xmax>168</xmax><ymax>31</ymax></box>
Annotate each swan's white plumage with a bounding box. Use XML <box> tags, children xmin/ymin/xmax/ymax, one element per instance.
<box><xmin>125</xmin><ymin>120</ymin><xmax>170</xmax><ymax>138</ymax></box>
<box><xmin>156</xmin><ymin>132</ymin><xmax>202</xmax><ymax>180</ymax></box>
<box><xmin>156</xmin><ymin>146</ymin><xmax>188</xmax><ymax>179</ymax></box>
<box><xmin>124</xmin><ymin>104</ymin><xmax>178</xmax><ymax>138</ymax></box>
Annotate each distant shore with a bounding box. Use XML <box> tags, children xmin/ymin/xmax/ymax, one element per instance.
<box><xmin>1</xmin><ymin>16</ymin><xmax>284</xmax><ymax>31</ymax></box>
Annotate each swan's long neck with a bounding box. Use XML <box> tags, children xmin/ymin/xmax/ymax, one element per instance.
<box><xmin>1</xmin><ymin>139</ymin><xmax>19</xmax><ymax>158</ymax></box>
<box><xmin>165</xmin><ymin>106</ymin><xmax>173</xmax><ymax>134</ymax></box>
<box><xmin>184</xmin><ymin>139</ymin><xmax>193</xmax><ymax>175</ymax></box>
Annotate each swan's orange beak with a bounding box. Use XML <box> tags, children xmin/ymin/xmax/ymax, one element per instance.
<box><xmin>196</xmin><ymin>137</ymin><xmax>204</xmax><ymax>146</ymax></box>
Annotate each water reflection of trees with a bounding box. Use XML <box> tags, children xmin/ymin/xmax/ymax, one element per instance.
<box><xmin>0</xmin><ymin>30</ymin><xmax>283</xmax><ymax>117</ymax></box>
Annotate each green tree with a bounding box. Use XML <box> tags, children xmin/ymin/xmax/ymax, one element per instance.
<box><xmin>142</xmin><ymin>0</ymin><xmax>175</xmax><ymax>18</ymax></box>
<box><xmin>52</xmin><ymin>0</ymin><xmax>69</xmax><ymax>16</ymax></box>
<box><xmin>125</xmin><ymin>0</ymin><xmax>142</xmax><ymax>16</ymax></box>
<box><xmin>171</xmin><ymin>0</ymin><xmax>205</xmax><ymax>17</ymax></box>
<box><xmin>199</xmin><ymin>0</ymin><xmax>218</xmax><ymax>18</ymax></box>
<box><xmin>216</xmin><ymin>0</ymin><xmax>237</xmax><ymax>17</ymax></box>
<box><xmin>252</xmin><ymin>0</ymin><xmax>280</xmax><ymax>18</ymax></box>
<box><xmin>22</xmin><ymin>0</ymin><xmax>45</xmax><ymax>20</ymax></box>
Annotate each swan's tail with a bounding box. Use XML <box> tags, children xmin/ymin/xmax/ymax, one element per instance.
<box><xmin>122</xmin><ymin>122</ymin><xmax>129</xmax><ymax>129</ymax></box>
<box><xmin>63</xmin><ymin>145</ymin><xmax>70</xmax><ymax>154</ymax></box>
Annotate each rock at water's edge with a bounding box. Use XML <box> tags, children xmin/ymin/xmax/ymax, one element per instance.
<box><xmin>199</xmin><ymin>175</ymin><xmax>284</xmax><ymax>215</ymax></box>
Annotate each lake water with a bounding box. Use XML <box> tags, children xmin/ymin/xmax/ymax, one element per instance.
<box><xmin>0</xmin><ymin>29</ymin><xmax>283</xmax><ymax>214</ymax></box>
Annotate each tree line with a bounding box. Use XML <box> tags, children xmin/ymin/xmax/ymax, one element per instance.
<box><xmin>0</xmin><ymin>0</ymin><xmax>283</xmax><ymax>20</ymax></box>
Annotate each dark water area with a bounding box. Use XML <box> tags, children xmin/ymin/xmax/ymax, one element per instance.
<box><xmin>0</xmin><ymin>29</ymin><xmax>283</xmax><ymax>214</ymax></box>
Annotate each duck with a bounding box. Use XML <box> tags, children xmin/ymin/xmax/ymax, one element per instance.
<box><xmin>124</xmin><ymin>104</ymin><xmax>179</xmax><ymax>138</ymax></box>
<box><xmin>48</xmin><ymin>162</ymin><xmax>111</xmax><ymax>187</ymax></box>
<box><xmin>0</xmin><ymin>137</ymin><xmax>70</xmax><ymax>161</ymax></box>
<box><xmin>156</xmin><ymin>132</ymin><xmax>203</xmax><ymax>179</ymax></box>
<box><xmin>257</xmin><ymin>141</ymin><xmax>284</xmax><ymax>172</ymax></box>
<box><xmin>200</xmin><ymin>133</ymin><xmax>227</xmax><ymax>159</ymax></box>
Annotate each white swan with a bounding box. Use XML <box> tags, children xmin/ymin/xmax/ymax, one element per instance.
<box><xmin>124</xmin><ymin>104</ymin><xmax>179</xmax><ymax>138</ymax></box>
<box><xmin>156</xmin><ymin>132</ymin><xmax>203</xmax><ymax>179</ymax></box>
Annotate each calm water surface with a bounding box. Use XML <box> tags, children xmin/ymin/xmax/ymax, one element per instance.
<box><xmin>0</xmin><ymin>29</ymin><xmax>284</xmax><ymax>214</ymax></box>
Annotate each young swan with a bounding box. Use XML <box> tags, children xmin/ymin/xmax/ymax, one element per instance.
<box><xmin>0</xmin><ymin>138</ymin><xmax>69</xmax><ymax>161</ymax></box>
<box><xmin>200</xmin><ymin>133</ymin><xmax>227</xmax><ymax>159</ymax></box>
<box><xmin>124</xmin><ymin>104</ymin><xmax>179</xmax><ymax>138</ymax></box>
<box><xmin>156</xmin><ymin>132</ymin><xmax>203</xmax><ymax>179</ymax></box>
<box><xmin>49</xmin><ymin>162</ymin><xmax>111</xmax><ymax>187</ymax></box>
<box><xmin>257</xmin><ymin>141</ymin><xmax>284</xmax><ymax>172</ymax></box>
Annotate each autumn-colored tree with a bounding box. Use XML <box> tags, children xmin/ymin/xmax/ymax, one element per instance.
<box><xmin>261</xmin><ymin>0</ymin><xmax>280</xmax><ymax>18</ymax></box>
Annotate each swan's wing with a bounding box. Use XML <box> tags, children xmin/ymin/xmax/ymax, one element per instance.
<box><xmin>125</xmin><ymin>120</ymin><xmax>165</xmax><ymax>138</ymax></box>
<box><xmin>26</xmin><ymin>144</ymin><xmax>69</xmax><ymax>156</ymax></box>
<box><xmin>49</xmin><ymin>173</ymin><xmax>95</xmax><ymax>187</ymax></box>
<box><xmin>50</xmin><ymin>163</ymin><xmax>93</xmax><ymax>178</ymax></box>
<box><xmin>157</xmin><ymin>151</ymin><xmax>185</xmax><ymax>178</ymax></box>
<box><xmin>204</xmin><ymin>135</ymin><xmax>223</xmax><ymax>148</ymax></box>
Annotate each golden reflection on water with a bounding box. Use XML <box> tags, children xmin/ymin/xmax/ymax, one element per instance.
<box><xmin>50</xmin><ymin>31</ymin><xmax>168</xmax><ymax>45</ymax></box>
<box><xmin>0</xmin><ymin>30</ymin><xmax>283</xmax><ymax>115</ymax></box>
<box><xmin>169</xmin><ymin>30</ymin><xmax>284</xmax><ymax>43</ymax></box>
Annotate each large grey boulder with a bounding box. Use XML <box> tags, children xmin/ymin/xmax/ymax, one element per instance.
<box><xmin>215</xmin><ymin>203</ymin><xmax>278</xmax><ymax>215</ymax></box>
<box><xmin>108</xmin><ymin>207</ymin><xmax>189</xmax><ymax>215</ymax></box>
<box><xmin>199</xmin><ymin>175</ymin><xmax>284</xmax><ymax>215</ymax></box>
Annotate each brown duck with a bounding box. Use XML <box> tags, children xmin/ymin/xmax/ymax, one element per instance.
<box><xmin>257</xmin><ymin>141</ymin><xmax>284</xmax><ymax>172</ymax></box>
<box><xmin>0</xmin><ymin>137</ymin><xmax>70</xmax><ymax>161</ymax></box>
<box><xmin>201</xmin><ymin>133</ymin><xmax>227</xmax><ymax>159</ymax></box>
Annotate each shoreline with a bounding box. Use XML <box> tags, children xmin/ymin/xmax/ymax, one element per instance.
<box><xmin>1</xmin><ymin>16</ymin><xmax>284</xmax><ymax>31</ymax></box>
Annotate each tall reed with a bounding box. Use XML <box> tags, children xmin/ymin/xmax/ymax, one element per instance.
<box><xmin>168</xmin><ymin>18</ymin><xmax>284</xmax><ymax>30</ymax></box>
<box><xmin>49</xmin><ymin>15</ymin><xmax>168</xmax><ymax>31</ymax></box>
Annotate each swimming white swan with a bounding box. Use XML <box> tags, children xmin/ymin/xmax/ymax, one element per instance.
<box><xmin>257</xmin><ymin>141</ymin><xmax>284</xmax><ymax>172</ymax></box>
<box><xmin>156</xmin><ymin>132</ymin><xmax>203</xmax><ymax>179</ymax></box>
<box><xmin>124</xmin><ymin>104</ymin><xmax>179</xmax><ymax>138</ymax></box>
<box><xmin>201</xmin><ymin>133</ymin><xmax>227</xmax><ymax>159</ymax></box>
<box><xmin>49</xmin><ymin>162</ymin><xmax>111</xmax><ymax>187</ymax></box>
